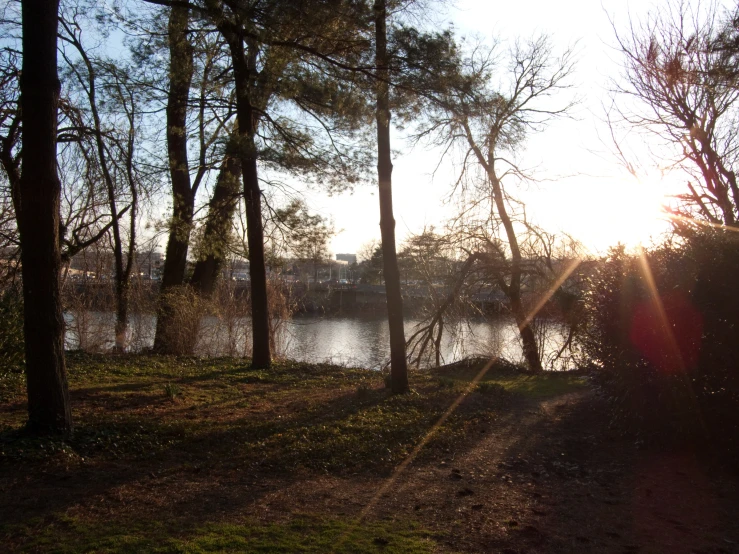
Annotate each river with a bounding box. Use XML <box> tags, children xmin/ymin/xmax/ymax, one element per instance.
<box><xmin>64</xmin><ymin>312</ymin><xmax>570</xmax><ymax>370</ymax></box>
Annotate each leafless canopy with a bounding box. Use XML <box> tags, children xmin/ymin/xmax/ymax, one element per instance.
<box><xmin>402</xmin><ymin>33</ymin><xmax>579</xmax><ymax>371</ymax></box>
<box><xmin>611</xmin><ymin>0</ymin><xmax>739</xmax><ymax>227</ymax></box>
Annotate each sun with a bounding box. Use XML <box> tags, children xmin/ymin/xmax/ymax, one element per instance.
<box><xmin>529</xmin><ymin>174</ymin><xmax>672</xmax><ymax>254</ymax></box>
<box><xmin>610</xmin><ymin>175</ymin><xmax>671</xmax><ymax>248</ymax></box>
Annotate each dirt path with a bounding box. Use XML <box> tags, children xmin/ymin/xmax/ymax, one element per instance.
<box><xmin>253</xmin><ymin>391</ymin><xmax>739</xmax><ymax>553</ymax></box>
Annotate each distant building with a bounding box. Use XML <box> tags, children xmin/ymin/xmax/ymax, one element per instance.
<box><xmin>336</xmin><ymin>253</ymin><xmax>357</xmax><ymax>264</ymax></box>
<box><xmin>69</xmin><ymin>249</ymin><xmax>164</xmax><ymax>279</ymax></box>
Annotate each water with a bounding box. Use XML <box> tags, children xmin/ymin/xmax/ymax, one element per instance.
<box><xmin>64</xmin><ymin>312</ymin><xmax>570</xmax><ymax>369</ymax></box>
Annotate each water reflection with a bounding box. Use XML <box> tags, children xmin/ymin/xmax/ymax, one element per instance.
<box><xmin>64</xmin><ymin>312</ymin><xmax>568</xmax><ymax>369</ymax></box>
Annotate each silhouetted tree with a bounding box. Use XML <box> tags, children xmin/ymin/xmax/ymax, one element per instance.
<box><xmin>612</xmin><ymin>1</ymin><xmax>739</xmax><ymax>227</ymax></box>
<box><xmin>405</xmin><ymin>34</ymin><xmax>576</xmax><ymax>371</ymax></box>
<box><xmin>374</xmin><ymin>0</ymin><xmax>408</xmax><ymax>393</ymax></box>
<box><xmin>0</xmin><ymin>9</ymin><xmax>123</xmax><ymax>282</ymax></box>
<box><xmin>59</xmin><ymin>10</ymin><xmax>147</xmax><ymax>351</ymax></box>
<box><xmin>17</xmin><ymin>0</ymin><xmax>72</xmax><ymax>433</ymax></box>
<box><xmin>154</xmin><ymin>4</ymin><xmax>197</xmax><ymax>351</ymax></box>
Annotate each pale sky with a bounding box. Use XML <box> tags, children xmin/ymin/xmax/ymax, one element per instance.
<box><xmin>313</xmin><ymin>0</ymin><xmax>704</xmax><ymax>257</ymax></box>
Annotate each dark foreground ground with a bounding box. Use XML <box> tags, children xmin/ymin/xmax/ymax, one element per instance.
<box><xmin>0</xmin><ymin>354</ymin><xmax>737</xmax><ymax>553</ymax></box>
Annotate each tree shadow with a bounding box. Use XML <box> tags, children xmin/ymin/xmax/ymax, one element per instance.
<box><xmin>0</xmin><ymin>382</ymin><xmax>457</xmax><ymax>537</ymax></box>
<box><xmin>460</xmin><ymin>393</ymin><xmax>739</xmax><ymax>553</ymax></box>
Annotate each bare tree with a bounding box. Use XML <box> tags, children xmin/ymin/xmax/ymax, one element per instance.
<box><xmin>611</xmin><ymin>1</ymin><xmax>739</xmax><ymax>227</ymax></box>
<box><xmin>407</xmin><ymin>34</ymin><xmax>577</xmax><ymax>371</ymax></box>
<box><xmin>0</xmin><ymin>11</ymin><xmax>116</xmax><ymax>278</ymax></box>
<box><xmin>59</xmin><ymin>11</ymin><xmax>148</xmax><ymax>351</ymax></box>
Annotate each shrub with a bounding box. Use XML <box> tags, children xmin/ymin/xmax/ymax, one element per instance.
<box><xmin>155</xmin><ymin>285</ymin><xmax>206</xmax><ymax>355</ymax></box>
<box><xmin>578</xmin><ymin>233</ymin><xmax>739</xmax><ymax>453</ymax></box>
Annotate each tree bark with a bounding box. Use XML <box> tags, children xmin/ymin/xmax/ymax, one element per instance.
<box><xmin>154</xmin><ymin>4</ymin><xmax>196</xmax><ymax>352</ymax></box>
<box><xmin>375</xmin><ymin>0</ymin><xmax>409</xmax><ymax>393</ymax></box>
<box><xmin>18</xmin><ymin>0</ymin><xmax>72</xmax><ymax>434</ymax></box>
<box><xmin>229</xmin><ymin>36</ymin><xmax>271</xmax><ymax>369</ymax></box>
<box><xmin>183</xmin><ymin>147</ymin><xmax>241</xmax><ymax>356</ymax></box>
<box><xmin>189</xmin><ymin>142</ymin><xmax>241</xmax><ymax>298</ymax></box>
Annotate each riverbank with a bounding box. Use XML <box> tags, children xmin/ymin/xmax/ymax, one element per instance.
<box><xmin>1</xmin><ymin>354</ymin><xmax>737</xmax><ymax>552</ymax></box>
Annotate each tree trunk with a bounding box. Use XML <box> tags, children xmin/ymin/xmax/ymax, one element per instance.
<box><xmin>510</xmin><ymin>297</ymin><xmax>543</xmax><ymax>373</ymax></box>
<box><xmin>229</xmin><ymin>37</ymin><xmax>271</xmax><ymax>369</ymax></box>
<box><xmin>154</xmin><ymin>5</ymin><xmax>195</xmax><ymax>353</ymax></box>
<box><xmin>375</xmin><ymin>0</ymin><xmax>409</xmax><ymax>393</ymax></box>
<box><xmin>114</xmin><ymin>280</ymin><xmax>130</xmax><ymax>351</ymax></box>
<box><xmin>18</xmin><ymin>0</ymin><xmax>72</xmax><ymax>434</ymax></box>
<box><xmin>487</xmin><ymin>160</ymin><xmax>543</xmax><ymax>372</ymax></box>
<box><xmin>241</xmin><ymin>140</ymin><xmax>271</xmax><ymax>368</ymax></box>
<box><xmin>185</xmin><ymin>149</ymin><xmax>241</xmax><ymax>355</ymax></box>
<box><xmin>189</xmin><ymin>145</ymin><xmax>241</xmax><ymax>298</ymax></box>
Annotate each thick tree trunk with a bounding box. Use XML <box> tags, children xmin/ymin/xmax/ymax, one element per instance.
<box><xmin>154</xmin><ymin>5</ymin><xmax>195</xmax><ymax>353</ymax></box>
<box><xmin>18</xmin><ymin>0</ymin><xmax>72</xmax><ymax>434</ymax></box>
<box><xmin>189</xmin><ymin>147</ymin><xmax>241</xmax><ymax>298</ymax></box>
<box><xmin>229</xmin><ymin>38</ymin><xmax>271</xmax><ymax>369</ymax></box>
<box><xmin>241</xmin><ymin>141</ymin><xmax>271</xmax><ymax>368</ymax></box>
<box><xmin>375</xmin><ymin>0</ymin><xmax>409</xmax><ymax>393</ymax></box>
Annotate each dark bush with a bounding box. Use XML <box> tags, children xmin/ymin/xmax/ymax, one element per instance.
<box><xmin>578</xmin><ymin>233</ymin><xmax>739</xmax><ymax>454</ymax></box>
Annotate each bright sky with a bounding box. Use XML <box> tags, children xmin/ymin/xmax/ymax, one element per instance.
<box><xmin>315</xmin><ymin>0</ymin><xmax>705</xmax><ymax>257</ymax></box>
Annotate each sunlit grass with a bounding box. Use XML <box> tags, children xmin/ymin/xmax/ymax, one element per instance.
<box><xmin>0</xmin><ymin>354</ymin><xmax>496</xmax><ymax>470</ymax></box>
<box><xmin>430</xmin><ymin>359</ymin><xmax>587</xmax><ymax>398</ymax></box>
<box><xmin>5</xmin><ymin>513</ymin><xmax>437</xmax><ymax>553</ymax></box>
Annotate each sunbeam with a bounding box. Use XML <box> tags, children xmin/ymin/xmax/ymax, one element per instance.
<box><xmin>333</xmin><ymin>357</ymin><xmax>500</xmax><ymax>550</ymax></box>
<box><xmin>634</xmin><ymin>247</ymin><xmax>706</xmax><ymax>434</ymax></box>
<box><xmin>663</xmin><ymin>212</ymin><xmax>739</xmax><ymax>234</ymax></box>
<box><xmin>518</xmin><ymin>257</ymin><xmax>582</xmax><ymax>332</ymax></box>
<box><xmin>635</xmin><ymin>247</ymin><xmax>685</xmax><ymax>373</ymax></box>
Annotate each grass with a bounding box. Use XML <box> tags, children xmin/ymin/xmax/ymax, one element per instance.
<box><xmin>431</xmin><ymin>357</ymin><xmax>588</xmax><ymax>398</ymax></box>
<box><xmin>0</xmin><ymin>353</ymin><xmax>501</xmax><ymax>469</ymax></box>
<box><xmin>6</xmin><ymin>514</ymin><xmax>437</xmax><ymax>553</ymax></box>
<box><xmin>0</xmin><ymin>353</ymin><xmax>587</xmax><ymax>552</ymax></box>
<box><xmin>0</xmin><ymin>354</ymin><xmax>586</xmax><ymax>467</ymax></box>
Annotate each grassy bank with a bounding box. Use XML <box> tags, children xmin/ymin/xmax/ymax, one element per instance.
<box><xmin>0</xmin><ymin>354</ymin><xmax>586</xmax><ymax>552</ymax></box>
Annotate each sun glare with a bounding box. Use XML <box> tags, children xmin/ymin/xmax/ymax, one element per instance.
<box><xmin>541</xmin><ymin>175</ymin><xmax>671</xmax><ymax>254</ymax></box>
